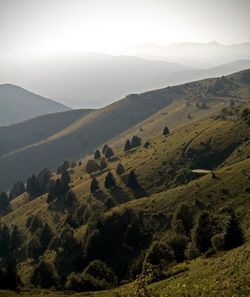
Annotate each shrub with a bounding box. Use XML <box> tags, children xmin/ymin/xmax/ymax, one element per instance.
<box><xmin>144</xmin><ymin>241</ymin><xmax>175</xmax><ymax>269</ymax></box>
<box><xmin>66</xmin><ymin>260</ymin><xmax>117</xmax><ymax>292</ymax></box>
<box><xmin>167</xmin><ymin>233</ymin><xmax>188</xmax><ymax>262</ymax></box>
<box><xmin>184</xmin><ymin>241</ymin><xmax>201</xmax><ymax>260</ymax></box>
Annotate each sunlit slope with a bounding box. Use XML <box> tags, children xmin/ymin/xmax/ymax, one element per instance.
<box><xmin>3</xmin><ymin>105</ymin><xmax>250</xmax><ymax>232</ymax></box>
<box><xmin>0</xmin><ymin>109</ymin><xmax>93</xmax><ymax>158</ymax></box>
<box><xmin>0</xmin><ymin>69</ymin><xmax>249</xmax><ymax>191</ymax></box>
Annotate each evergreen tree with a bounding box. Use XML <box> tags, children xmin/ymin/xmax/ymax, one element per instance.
<box><xmin>37</xmin><ymin>168</ymin><xmax>51</xmax><ymax>194</ymax></box>
<box><xmin>40</xmin><ymin>223</ymin><xmax>53</xmax><ymax>248</ymax></box>
<box><xmin>11</xmin><ymin>225</ymin><xmax>22</xmax><ymax>252</ymax></box>
<box><xmin>64</xmin><ymin>191</ymin><xmax>76</xmax><ymax>207</ymax></box>
<box><xmin>105</xmin><ymin>147</ymin><xmax>115</xmax><ymax>159</ymax></box>
<box><xmin>71</xmin><ymin>161</ymin><xmax>77</xmax><ymax>168</ymax></box>
<box><xmin>191</xmin><ymin>211</ymin><xmax>216</xmax><ymax>253</ymax></box>
<box><xmin>5</xmin><ymin>261</ymin><xmax>21</xmax><ymax>290</ymax></box>
<box><xmin>0</xmin><ymin>192</ymin><xmax>10</xmax><ymax>211</ymax></box>
<box><xmin>104</xmin><ymin>172</ymin><xmax>116</xmax><ymax>189</ymax></box>
<box><xmin>26</xmin><ymin>174</ymin><xmax>41</xmax><ymax>198</ymax></box>
<box><xmin>131</xmin><ymin>135</ymin><xmax>142</xmax><ymax>148</ymax></box>
<box><xmin>116</xmin><ymin>163</ymin><xmax>125</xmax><ymax>175</ymax></box>
<box><xmin>124</xmin><ymin>139</ymin><xmax>131</xmax><ymax>151</ymax></box>
<box><xmin>224</xmin><ymin>210</ymin><xmax>244</xmax><ymax>250</ymax></box>
<box><xmin>127</xmin><ymin>170</ymin><xmax>139</xmax><ymax>189</ymax></box>
<box><xmin>100</xmin><ymin>157</ymin><xmax>108</xmax><ymax>171</ymax></box>
<box><xmin>0</xmin><ymin>224</ymin><xmax>11</xmax><ymax>257</ymax></box>
<box><xmin>62</xmin><ymin>160</ymin><xmax>70</xmax><ymax>172</ymax></box>
<box><xmin>102</xmin><ymin>144</ymin><xmax>109</xmax><ymax>155</ymax></box>
<box><xmin>86</xmin><ymin>159</ymin><xmax>100</xmax><ymax>174</ymax></box>
<box><xmin>94</xmin><ymin>150</ymin><xmax>101</xmax><ymax>160</ymax></box>
<box><xmin>163</xmin><ymin>126</ymin><xmax>170</xmax><ymax>136</ymax></box>
<box><xmin>9</xmin><ymin>182</ymin><xmax>25</xmax><ymax>200</ymax></box>
<box><xmin>61</xmin><ymin>170</ymin><xmax>70</xmax><ymax>188</ymax></box>
<box><xmin>90</xmin><ymin>177</ymin><xmax>99</xmax><ymax>193</ymax></box>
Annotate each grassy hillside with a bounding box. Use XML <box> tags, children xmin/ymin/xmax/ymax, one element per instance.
<box><xmin>0</xmin><ymin>70</ymin><xmax>249</xmax><ymax>296</ymax></box>
<box><xmin>1</xmin><ymin>99</ymin><xmax>249</xmax><ymax>286</ymax></box>
<box><xmin>0</xmin><ymin>84</ymin><xmax>70</xmax><ymax>126</ymax></box>
<box><xmin>1</xmin><ymin>69</ymin><xmax>250</xmax><ymax>191</ymax></box>
<box><xmin>0</xmin><ymin>109</ymin><xmax>93</xmax><ymax>158</ymax></box>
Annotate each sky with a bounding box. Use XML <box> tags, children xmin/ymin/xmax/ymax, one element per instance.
<box><xmin>0</xmin><ymin>0</ymin><xmax>249</xmax><ymax>57</ymax></box>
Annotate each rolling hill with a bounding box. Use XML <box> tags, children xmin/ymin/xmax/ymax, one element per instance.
<box><xmin>0</xmin><ymin>84</ymin><xmax>70</xmax><ymax>126</ymax></box>
<box><xmin>0</xmin><ymin>69</ymin><xmax>249</xmax><ymax>191</ymax></box>
<box><xmin>0</xmin><ymin>88</ymin><xmax>249</xmax><ymax>296</ymax></box>
<box><xmin>0</xmin><ymin>109</ymin><xmax>93</xmax><ymax>158</ymax></box>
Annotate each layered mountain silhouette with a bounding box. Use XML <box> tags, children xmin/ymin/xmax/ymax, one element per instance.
<box><xmin>0</xmin><ymin>84</ymin><xmax>70</xmax><ymax>126</ymax></box>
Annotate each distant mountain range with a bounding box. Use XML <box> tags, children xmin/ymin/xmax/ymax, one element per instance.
<box><xmin>0</xmin><ymin>84</ymin><xmax>70</xmax><ymax>126</ymax></box>
<box><xmin>123</xmin><ymin>41</ymin><xmax>250</xmax><ymax>67</ymax></box>
<box><xmin>0</xmin><ymin>51</ymin><xmax>249</xmax><ymax>108</ymax></box>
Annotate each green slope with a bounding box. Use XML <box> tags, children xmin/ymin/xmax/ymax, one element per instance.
<box><xmin>1</xmin><ymin>69</ymin><xmax>250</xmax><ymax>191</ymax></box>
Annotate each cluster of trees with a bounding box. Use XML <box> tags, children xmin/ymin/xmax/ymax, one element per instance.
<box><xmin>0</xmin><ymin>261</ymin><xmax>20</xmax><ymax>291</ymax></box>
<box><xmin>85</xmin><ymin>145</ymin><xmax>116</xmax><ymax>176</ymax></box>
<box><xmin>0</xmin><ymin>192</ymin><xmax>11</xmax><ymax>214</ymax></box>
<box><xmin>124</xmin><ymin>135</ymin><xmax>142</xmax><ymax>151</ymax></box>
<box><xmin>26</xmin><ymin>168</ymin><xmax>51</xmax><ymax>199</ymax></box>
<box><xmin>97</xmin><ymin>144</ymin><xmax>115</xmax><ymax>160</ymax></box>
<box><xmin>90</xmin><ymin>169</ymin><xmax>140</xmax><ymax>194</ymax></box>
<box><xmin>47</xmin><ymin>170</ymin><xmax>75</xmax><ymax>208</ymax></box>
<box><xmin>1</xmin><ymin>167</ymin><xmax>54</xmax><ymax>214</ymax></box>
<box><xmin>207</xmin><ymin>76</ymin><xmax>234</xmax><ymax>97</ymax></box>
<box><xmin>0</xmin><ymin>224</ymin><xmax>23</xmax><ymax>259</ymax></box>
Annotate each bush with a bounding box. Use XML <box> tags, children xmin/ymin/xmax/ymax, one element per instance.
<box><xmin>184</xmin><ymin>241</ymin><xmax>201</xmax><ymax>260</ymax></box>
<box><xmin>66</xmin><ymin>260</ymin><xmax>117</xmax><ymax>292</ymax></box>
<box><xmin>144</xmin><ymin>241</ymin><xmax>175</xmax><ymax>269</ymax></box>
<box><xmin>167</xmin><ymin>233</ymin><xmax>188</xmax><ymax>262</ymax></box>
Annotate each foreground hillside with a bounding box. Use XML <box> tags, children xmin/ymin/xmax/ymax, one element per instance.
<box><xmin>0</xmin><ymin>242</ymin><xmax>249</xmax><ymax>296</ymax></box>
<box><xmin>1</xmin><ymin>69</ymin><xmax>250</xmax><ymax>191</ymax></box>
<box><xmin>0</xmin><ymin>84</ymin><xmax>70</xmax><ymax>126</ymax></box>
<box><xmin>0</xmin><ymin>95</ymin><xmax>249</xmax><ymax>296</ymax></box>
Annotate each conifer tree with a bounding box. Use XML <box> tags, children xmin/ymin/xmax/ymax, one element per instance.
<box><xmin>94</xmin><ymin>150</ymin><xmax>101</xmax><ymax>159</ymax></box>
<box><xmin>104</xmin><ymin>172</ymin><xmax>116</xmax><ymax>189</ymax></box>
<box><xmin>105</xmin><ymin>147</ymin><xmax>115</xmax><ymax>159</ymax></box>
<box><xmin>131</xmin><ymin>135</ymin><xmax>142</xmax><ymax>148</ymax></box>
<box><xmin>11</xmin><ymin>225</ymin><xmax>22</xmax><ymax>252</ymax></box>
<box><xmin>102</xmin><ymin>144</ymin><xmax>109</xmax><ymax>155</ymax></box>
<box><xmin>40</xmin><ymin>223</ymin><xmax>53</xmax><ymax>248</ymax></box>
<box><xmin>163</xmin><ymin>126</ymin><xmax>170</xmax><ymax>136</ymax></box>
<box><xmin>9</xmin><ymin>182</ymin><xmax>25</xmax><ymax>200</ymax></box>
<box><xmin>90</xmin><ymin>177</ymin><xmax>99</xmax><ymax>193</ymax></box>
<box><xmin>116</xmin><ymin>163</ymin><xmax>125</xmax><ymax>175</ymax></box>
<box><xmin>124</xmin><ymin>139</ymin><xmax>131</xmax><ymax>151</ymax></box>
<box><xmin>0</xmin><ymin>192</ymin><xmax>10</xmax><ymax>211</ymax></box>
<box><xmin>100</xmin><ymin>157</ymin><xmax>108</xmax><ymax>171</ymax></box>
<box><xmin>224</xmin><ymin>210</ymin><xmax>244</xmax><ymax>249</ymax></box>
<box><xmin>86</xmin><ymin>159</ymin><xmax>100</xmax><ymax>174</ymax></box>
<box><xmin>127</xmin><ymin>170</ymin><xmax>139</xmax><ymax>189</ymax></box>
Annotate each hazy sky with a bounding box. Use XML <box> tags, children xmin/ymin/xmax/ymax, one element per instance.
<box><xmin>0</xmin><ymin>0</ymin><xmax>249</xmax><ymax>56</ymax></box>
